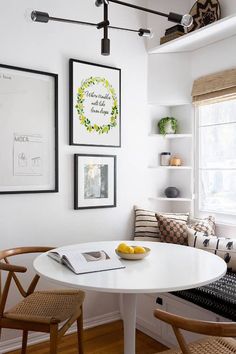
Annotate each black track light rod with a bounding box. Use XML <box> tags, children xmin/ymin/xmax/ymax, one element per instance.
<box><xmin>31</xmin><ymin>11</ymin><xmax>152</xmax><ymax>37</ymax></box>
<box><xmin>95</xmin><ymin>0</ymin><xmax>193</xmax><ymax>27</ymax></box>
<box><xmin>31</xmin><ymin>11</ymin><xmax>110</xmax><ymax>30</ymax></box>
<box><xmin>105</xmin><ymin>0</ymin><xmax>169</xmax><ymax>18</ymax></box>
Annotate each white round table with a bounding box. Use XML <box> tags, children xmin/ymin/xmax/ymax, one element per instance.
<box><xmin>34</xmin><ymin>241</ymin><xmax>227</xmax><ymax>354</ymax></box>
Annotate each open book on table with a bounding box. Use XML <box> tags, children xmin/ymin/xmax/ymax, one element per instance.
<box><xmin>48</xmin><ymin>248</ymin><xmax>125</xmax><ymax>275</ymax></box>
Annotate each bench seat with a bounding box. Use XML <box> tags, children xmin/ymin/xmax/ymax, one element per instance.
<box><xmin>171</xmin><ymin>271</ymin><xmax>236</xmax><ymax>321</ymax></box>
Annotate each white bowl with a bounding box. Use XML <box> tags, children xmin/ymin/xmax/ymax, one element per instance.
<box><xmin>115</xmin><ymin>247</ymin><xmax>151</xmax><ymax>260</ymax></box>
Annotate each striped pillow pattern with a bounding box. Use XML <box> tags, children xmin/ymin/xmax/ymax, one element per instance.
<box><xmin>134</xmin><ymin>206</ymin><xmax>189</xmax><ymax>242</ymax></box>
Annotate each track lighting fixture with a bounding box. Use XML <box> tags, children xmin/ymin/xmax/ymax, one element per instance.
<box><xmin>94</xmin><ymin>0</ymin><xmax>193</xmax><ymax>28</ymax></box>
<box><xmin>138</xmin><ymin>29</ymin><xmax>153</xmax><ymax>38</ymax></box>
<box><xmin>31</xmin><ymin>1</ymin><xmax>193</xmax><ymax>56</ymax></box>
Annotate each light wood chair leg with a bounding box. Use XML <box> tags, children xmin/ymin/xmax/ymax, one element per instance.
<box><xmin>77</xmin><ymin>310</ymin><xmax>84</xmax><ymax>354</ymax></box>
<box><xmin>50</xmin><ymin>324</ymin><xmax>58</xmax><ymax>354</ymax></box>
<box><xmin>21</xmin><ymin>330</ymin><xmax>28</xmax><ymax>354</ymax></box>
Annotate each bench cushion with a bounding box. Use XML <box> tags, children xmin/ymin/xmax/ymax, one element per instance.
<box><xmin>171</xmin><ymin>272</ymin><xmax>236</xmax><ymax>321</ymax></box>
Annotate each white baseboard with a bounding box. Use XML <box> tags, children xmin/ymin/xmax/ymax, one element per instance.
<box><xmin>0</xmin><ymin>310</ymin><xmax>121</xmax><ymax>353</ymax></box>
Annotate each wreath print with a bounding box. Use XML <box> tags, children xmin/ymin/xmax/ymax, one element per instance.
<box><xmin>75</xmin><ymin>77</ymin><xmax>118</xmax><ymax>134</ymax></box>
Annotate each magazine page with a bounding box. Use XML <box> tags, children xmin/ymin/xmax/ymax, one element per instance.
<box><xmin>61</xmin><ymin>249</ymin><xmax>125</xmax><ymax>274</ymax></box>
<box><xmin>47</xmin><ymin>249</ymin><xmax>66</xmax><ymax>263</ymax></box>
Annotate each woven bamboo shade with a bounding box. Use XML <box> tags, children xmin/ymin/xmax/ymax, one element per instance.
<box><xmin>192</xmin><ymin>68</ymin><xmax>236</xmax><ymax>105</ymax></box>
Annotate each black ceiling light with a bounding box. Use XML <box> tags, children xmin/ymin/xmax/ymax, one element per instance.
<box><xmin>31</xmin><ymin>1</ymin><xmax>193</xmax><ymax>56</ymax></box>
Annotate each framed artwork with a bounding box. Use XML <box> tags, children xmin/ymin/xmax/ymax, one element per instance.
<box><xmin>0</xmin><ymin>64</ymin><xmax>58</xmax><ymax>194</ymax></box>
<box><xmin>69</xmin><ymin>59</ymin><xmax>121</xmax><ymax>147</ymax></box>
<box><xmin>74</xmin><ymin>154</ymin><xmax>116</xmax><ymax>210</ymax></box>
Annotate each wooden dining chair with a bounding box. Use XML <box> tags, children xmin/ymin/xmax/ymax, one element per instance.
<box><xmin>0</xmin><ymin>247</ymin><xmax>85</xmax><ymax>354</ymax></box>
<box><xmin>154</xmin><ymin>308</ymin><xmax>236</xmax><ymax>354</ymax></box>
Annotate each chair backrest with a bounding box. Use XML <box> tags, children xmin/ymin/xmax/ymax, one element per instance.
<box><xmin>0</xmin><ymin>247</ymin><xmax>53</xmax><ymax>317</ymax></box>
<box><xmin>154</xmin><ymin>309</ymin><xmax>236</xmax><ymax>337</ymax></box>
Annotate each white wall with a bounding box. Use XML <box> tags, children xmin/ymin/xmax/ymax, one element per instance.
<box><xmin>0</xmin><ymin>0</ymin><xmax>149</xmax><ymax>347</ymax></box>
<box><xmin>191</xmin><ymin>35</ymin><xmax>236</xmax><ymax>79</ymax></box>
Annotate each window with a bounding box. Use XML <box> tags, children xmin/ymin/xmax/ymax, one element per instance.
<box><xmin>196</xmin><ymin>99</ymin><xmax>236</xmax><ymax>220</ymax></box>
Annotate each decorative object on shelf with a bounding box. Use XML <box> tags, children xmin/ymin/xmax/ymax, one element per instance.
<box><xmin>74</xmin><ymin>154</ymin><xmax>116</xmax><ymax>210</ymax></box>
<box><xmin>70</xmin><ymin>59</ymin><xmax>121</xmax><ymax>147</ymax></box>
<box><xmin>160</xmin><ymin>30</ymin><xmax>185</xmax><ymax>45</ymax></box>
<box><xmin>160</xmin><ymin>20</ymin><xmax>186</xmax><ymax>45</ymax></box>
<box><xmin>164</xmin><ymin>187</ymin><xmax>180</xmax><ymax>198</ymax></box>
<box><xmin>0</xmin><ymin>64</ymin><xmax>58</xmax><ymax>194</ymax></box>
<box><xmin>158</xmin><ymin>117</ymin><xmax>178</xmax><ymax>135</ymax></box>
<box><xmin>170</xmin><ymin>155</ymin><xmax>182</xmax><ymax>166</ymax></box>
<box><xmin>187</xmin><ymin>0</ymin><xmax>221</xmax><ymax>33</ymax></box>
<box><xmin>31</xmin><ymin>2</ymin><xmax>193</xmax><ymax>56</ymax></box>
<box><xmin>160</xmin><ymin>152</ymin><xmax>171</xmax><ymax>166</ymax></box>
<box><xmin>165</xmin><ymin>24</ymin><xmax>185</xmax><ymax>36</ymax></box>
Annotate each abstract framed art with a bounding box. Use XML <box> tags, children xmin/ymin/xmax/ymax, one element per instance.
<box><xmin>69</xmin><ymin>59</ymin><xmax>121</xmax><ymax>147</ymax></box>
<box><xmin>74</xmin><ymin>154</ymin><xmax>116</xmax><ymax>210</ymax></box>
<box><xmin>0</xmin><ymin>64</ymin><xmax>58</xmax><ymax>194</ymax></box>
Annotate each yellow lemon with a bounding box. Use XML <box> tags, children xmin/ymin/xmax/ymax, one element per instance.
<box><xmin>121</xmin><ymin>245</ymin><xmax>131</xmax><ymax>254</ymax></box>
<box><xmin>134</xmin><ymin>246</ymin><xmax>146</xmax><ymax>254</ymax></box>
<box><xmin>117</xmin><ymin>243</ymin><xmax>129</xmax><ymax>253</ymax></box>
<box><xmin>128</xmin><ymin>246</ymin><xmax>135</xmax><ymax>254</ymax></box>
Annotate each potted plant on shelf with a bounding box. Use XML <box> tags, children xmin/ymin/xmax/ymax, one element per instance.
<box><xmin>158</xmin><ymin>117</ymin><xmax>178</xmax><ymax>135</ymax></box>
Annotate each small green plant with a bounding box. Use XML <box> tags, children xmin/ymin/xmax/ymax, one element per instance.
<box><xmin>158</xmin><ymin>117</ymin><xmax>178</xmax><ymax>135</ymax></box>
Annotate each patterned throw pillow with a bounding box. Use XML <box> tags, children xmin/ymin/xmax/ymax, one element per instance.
<box><xmin>134</xmin><ymin>206</ymin><xmax>189</xmax><ymax>242</ymax></box>
<box><xmin>188</xmin><ymin>228</ymin><xmax>236</xmax><ymax>272</ymax></box>
<box><xmin>155</xmin><ymin>214</ymin><xmax>188</xmax><ymax>245</ymax></box>
<box><xmin>188</xmin><ymin>216</ymin><xmax>216</xmax><ymax>235</ymax></box>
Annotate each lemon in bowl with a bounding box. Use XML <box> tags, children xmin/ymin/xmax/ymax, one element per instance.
<box><xmin>115</xmin><ymin>243</ymin><xmax>150</xmax><ymax>260</ymax></box>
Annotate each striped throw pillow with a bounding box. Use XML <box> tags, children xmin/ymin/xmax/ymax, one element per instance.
<box><xmin>134</xmin><ymin>206</ymin><xmax>189</xmax><ymax>242</ymax></box>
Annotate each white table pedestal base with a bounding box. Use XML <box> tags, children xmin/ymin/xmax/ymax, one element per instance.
<box><xmin>122</xmin><ymin>293</ymin><xmax>137</xmax><ymax>354</ymax></box>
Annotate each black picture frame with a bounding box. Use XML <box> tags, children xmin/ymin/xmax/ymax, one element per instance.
<box><xmin>69</xmin><ymin>59</ymin><xmax>121</xmax><ymax>147</ymax></box>
<box><xmin>74</xmin><ymin>154</ymin><xmax>117</xmax><ymax>210</ymax></box>
<box><xmin>0</xmin><ymin>64</ymin><xmax>58</xmax><ymax>194</ymax></box>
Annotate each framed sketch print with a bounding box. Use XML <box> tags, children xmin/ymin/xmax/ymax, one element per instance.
<box><xmin>74</xmin><ymin>154</ymin><xmax>116</xmax><ymax>210</ymax></box>
<box><xmin>0</xmin><ymin>64</ymin><xmax>58</xmax><ymax>194</ymax></box>
<box><xmin>69</xmin><ymin>59</ymin><xmax>121</xmax><ymax>147</ymax></box>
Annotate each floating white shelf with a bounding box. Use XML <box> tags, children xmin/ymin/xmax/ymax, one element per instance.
<box><xmin>149</xmin><ymin>133</ymin><xmax>192</xmax><ymax>139</ymax></box>
<box><xmin>149</xmin><ymin>197</ymin><xmax>194</xmax><ymax>202</ymax></box>
<box><xmin>149</xmin><ymin>14</ymin><xmax>236</xmax><ymax>54</ymax></box>
<box><xmin>149</xmin><ymin>166</ymin><xmax>192</xmax><ymax>170</ymax></box>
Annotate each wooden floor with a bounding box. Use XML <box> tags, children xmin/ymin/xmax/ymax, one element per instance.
<box><xmin>7</xmin><ymin>320</ymin><xmax>168</xmax><ymax>354</ymax></box>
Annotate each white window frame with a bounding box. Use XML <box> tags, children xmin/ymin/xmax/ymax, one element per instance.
<box><xmin>194</xmin><ymin>102</ymin><xmax>236</xmax><ymax>226</ymax></box>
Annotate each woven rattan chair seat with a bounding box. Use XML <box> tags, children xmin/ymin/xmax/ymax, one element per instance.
<box><xmin>4</xmin><ymin>290</ymin><xmax>85</xmax><ymax>324</ymax></box>
<box><xmin>159</xmin><ymin>337</ymin><xmax>236</xmax><ymax>354</ymax></box>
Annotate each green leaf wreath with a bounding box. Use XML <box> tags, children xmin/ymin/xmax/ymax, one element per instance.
<box><xmin>75</xmin><ymin>77</ymin><xmax>118</xmax><ymax>134</ymax></box>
